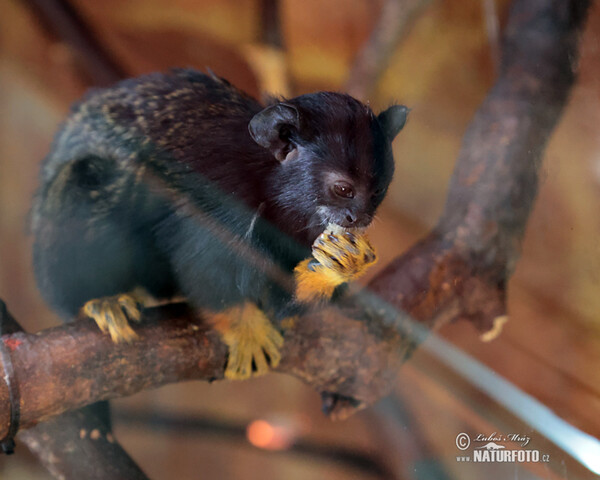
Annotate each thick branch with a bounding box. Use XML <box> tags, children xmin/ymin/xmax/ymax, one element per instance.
<box><xmin>371</xmin><ymin>0</ymin><xmax>590</xmax><ymax>332</ymax></box>
<box><xmin>0</xmin><ymin>301</ymin><xmax>148</xmax><ymax>478</ymax></box>
<box><xmin>0</xmin><ymin>0</ymin><xmax>589</xmax><ymax>438</ymax></box>
<box><xmin>19</xmin><ymin>405</ymin><xmax>149</xmax><ymax>480</ymax></box>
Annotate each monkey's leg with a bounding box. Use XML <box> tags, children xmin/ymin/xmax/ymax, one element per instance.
<box><xmin>209</xmin><ymin>302</ymin><xmax>284</xmax><ymax>380</ymax></box>
<box><xmin>294</xmin><ymin>229</ymin><xmax>377</xmax><ymax>302</ymax></box>
<box><xmin>81</xmin><ymin>288</ymin><xmax>150</xmax><ymax>343</ymax></box>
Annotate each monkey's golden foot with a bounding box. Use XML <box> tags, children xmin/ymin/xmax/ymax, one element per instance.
<box><xmin>81</xmin><ymin>292</ymin><xmax>143</xmax><ymax>343</ymax></box>
<box><xmin>210</xmin><ymin>303</ymin><xmax>284</xmax><ymax>380</ymax></box>
<box><xmin>294</xmin><ymin>226</ymin><xmax>377</xmax><ymax>302</ymax></box>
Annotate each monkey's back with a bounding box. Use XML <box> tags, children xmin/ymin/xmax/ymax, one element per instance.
<box><xmin>38</xmin><ymin>70</ymin><xmax>269</xmax><ymax>199</ymax></box>
<box><xmin>31</xmin><ymin>70</ymin><xmax>293</xmax><ymax>321</ymax></box>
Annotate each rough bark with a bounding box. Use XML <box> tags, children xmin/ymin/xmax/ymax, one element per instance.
<box><xmin>19</xmin><ymin>405</ymin><xmax>149</xmax><ymax>480</ymax></box>
<box><xmin>1</xmin><ymin>301</ymin><xmax>149</xmax><ymax>479</ymax></box>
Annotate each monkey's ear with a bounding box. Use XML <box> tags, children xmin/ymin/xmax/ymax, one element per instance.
<box><xmin>377</xmin><ymin>105</ymin><xmax>409</xmax><ymax>143</ymax></box>
<box><xmin>249</xmin><ymin>103</ymin><xmax>300</xmax><ymax>161</ymax></box>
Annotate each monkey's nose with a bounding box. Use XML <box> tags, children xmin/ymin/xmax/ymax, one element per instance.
<box><xmin>343</xmin><ymin>211</ymin><xmax>357</xmax><ymax>226</ymax></box>
<box><xmin>340</xmin><ymin>211</ymin><xmax>372</xmax><ymax>229</ymax></box>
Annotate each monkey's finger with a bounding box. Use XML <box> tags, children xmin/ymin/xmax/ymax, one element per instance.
<box><xmin>226</xmin><ymin>340</ymin><xmax>240</xmax><ymax>368</ymax></box>
<box><xmin>106</xmin><ymin>309</ymin><xmax>137</xmax><ymax>343</ymax></box>
<box><xmin>267</xmin><ymin>328</ymin><xmax>284</xmax><ymax>349</ymax></box>
<box><xmin>82</xmin><ymin>300</ymin><xmax>98</xmax><ymax>319</ymax></box>
<box><xmin>312</xmin><ymin>247</ymin><xmax>343</xmax><ymax>271</ymax></box>
<box><xmin>322</xmin><ymin>233</ymin><xmax>361</xmax><ymax>256</ymax></box>
<box><xmin>104</xmin><ymin>309</ymin><xmax>120</xmax><ymax>342</ymax></box>
<box><xmin>307</xmin><ymin>258</ymin><xmax>321</xmax><ymax>272</ymax></box>
<box><xmin>118</xmin><ymin>295</ymin><xmax>142</xmax><ymax>323</ymax></box>
<box><xmin>95</xmin><ymin>318</ymin><xmax>109</xmax><ymax>334</ymax></box>
<box><xmin>252</xmin><ymin>348</ymin><xmax>269</xmax><ymax>374</ymax></box>
<box><xmin>84</xmin><ymin>302</ymin><xmax>108</xmax><ymax>333</ymax></box>
<box><xmin>237</xmin><ymin>348</ymin><xmax>252</xmax><ymax>379</ymax></box>
<box><xmin>362</xmin><ymin>248</ymin><xmax>377</xmax><ymax>265</ymax></box>
<box><xmin>315</xmin><ymin>235</ymin><xmax>357</xmax><ymax>260</ymax></box>
<box><xmin>224</xmin><ymin>357</ymin><xmax>240</xmax><ymax>380</ymax></box>
<box><xmin>263</xmin><ymin>343</ymin><xmax>281</xmax><ymax>368</ymax></box>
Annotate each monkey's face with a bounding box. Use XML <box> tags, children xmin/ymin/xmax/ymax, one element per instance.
<box><xmin>249</xmin><ymin>93</ymin><xmax>408</xmax><ymax>245</ymax></box>
<box><xmin>300</xmin><ymin>128</ymin><xmax>395</xmax><ymax>241</ymax></box>
<box><xmin>262</xmin><ymin>130</ymin><xmax>395</xmax><ymax>245</ymax></box>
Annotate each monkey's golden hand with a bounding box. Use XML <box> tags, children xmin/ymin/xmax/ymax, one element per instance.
<box><xmin>209</xmin><ymin>302</ymin><xmax>284</xmax><ymax>380</ymax></box>
<box><xmin>81</xmin><ymin>291</ymin><xmax>144</xmax><ymax>343</ymax></box>
<box><xmin>294</xmin><ymin>224</ymin><xmax>377</xmax><ymax>303</ymax></box>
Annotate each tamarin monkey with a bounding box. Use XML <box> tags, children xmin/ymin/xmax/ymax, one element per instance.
<box><xmin>31</xmin><ymin>69</ymin><xmax>408</xmax><ymax>379</ymax></box>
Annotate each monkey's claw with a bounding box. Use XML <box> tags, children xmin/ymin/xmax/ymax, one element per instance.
<box><xmin>312</xmin><ymin>230</ymin><xmax>376</xmax><ymax>278</ymax></box>
<box><xmin>81</xmin><ymin>292</ymin><xmax>143</xmax><ymax>343</ymax></box>
<box><xmin>294</xmin><ymin>228</ymin><xmax>377</xmax><ymax>302</ymax></box>
<box><xmin>210</xmin><ymin>303</ymin><xmax>284</xmax><ymax>380</ymax></box>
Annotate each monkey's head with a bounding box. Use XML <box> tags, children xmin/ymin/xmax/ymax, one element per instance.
<box><xmin>249</xmin><ymin>93</ymin><xmax>408</xmax><ymax>245</ymax></box>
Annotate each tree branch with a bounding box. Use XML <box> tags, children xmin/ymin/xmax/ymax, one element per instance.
<box><xmin>19</xmin><ymin>404</ymin><xmax>149</xmax><ymax>480</ymax></box>
<box><xmin>372</xmin><ymin>0</ymin><xmax>591</xmax><ymax>334</ymax></box>
<box><xmin>0</xmin><ymin>0</ymin><xmax>590</xmax><ymax>443</ymax></box>
<box><xmin>1</xmin><ymin>301</ymin><xmax>148</xmax><ymax>478</ymax></box>
<box><xmin>345</xmin><ymin>0</ymin><xmax>431</xmax><ymax>100</ymax></box>
<box><xmin>20</xmin><ymin>0</ymin><xmax>126</xmax><ymax>86</ymax></box>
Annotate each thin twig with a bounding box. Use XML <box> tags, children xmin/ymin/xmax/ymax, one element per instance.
<box><xmin>20</xmin><ymin>0</ymin><xmax>125</xmax><ymax>86</ymax></box>
<box><xmin>345</xmin><ymin>0</ymin><xmax>432</xmax><ymax>100</ymax></box>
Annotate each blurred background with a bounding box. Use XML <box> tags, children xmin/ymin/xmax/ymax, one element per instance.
<box><xmin>1</xmin><ymin>0</ymin><xmax>599</xmax><ymax>478</ymax></box>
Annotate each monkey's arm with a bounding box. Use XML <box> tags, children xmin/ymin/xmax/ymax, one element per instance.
<box><xmin>294</xmin><ymin>228</ymin><xmax>377</xmax><ymax>303</ymax></box>
<box><xmin>205</xmin><ymin>233</ymin><xmax>370</xmax><ymax>380</ymax></box>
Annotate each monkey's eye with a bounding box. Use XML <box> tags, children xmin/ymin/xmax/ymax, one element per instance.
<box><xmin>332</xmin><ymin>182</ymin><xmax>354</xmax><ymax>199</ymax></box>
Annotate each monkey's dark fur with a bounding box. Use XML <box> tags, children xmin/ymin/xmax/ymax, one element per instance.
<box><xmin>31</xmin><ymin>69</ymin><xmax>407</xmax><ymax>325</ymax></box>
